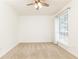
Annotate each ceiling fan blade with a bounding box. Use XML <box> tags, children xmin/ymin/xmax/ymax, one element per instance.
<box><xmin>38</xmin><ymin>0</ymin><xmax>40</xmax><ymax>2</ymax></box>
<box><xmin>27</xmin><ymin>3</ymin><xmax>34</xmax><ymax>6</ymax></box>
<box><xmin>41</xmin><ymin>3</ymin><xmax>49</xmax><ymax>7</ymax></box>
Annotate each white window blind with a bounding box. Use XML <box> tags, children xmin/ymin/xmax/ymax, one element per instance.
<box><xmin>59</xmin><ymin>8</ymin><xmax>70</xmax><ymax>39</ymax></box>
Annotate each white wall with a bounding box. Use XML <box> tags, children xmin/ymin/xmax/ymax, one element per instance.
<box><xmin>18</xmin><ymin>16</ymin><xmax>54</xmax><ymax>42</ymax></box>
<box><xmin>0</xmin><ymin>1</ymin><xmax>18</xmax><ymax>57</ymax></box>
<box><xmin>54</xmin><ymin>0</ymin><xmax>78</xmax><ymax>57</ymax></box>
<box><xmin>54</xmin><ymin>17</ymin><xmax>59</xmax><ymax>44</ymax></box>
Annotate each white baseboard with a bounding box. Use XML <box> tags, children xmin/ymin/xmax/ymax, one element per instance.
<box><xmin>18</xmin><ymin>41</ymin><xmax>53</xmax><ymax>43</ymax></box>
<box><xmin>0</xmin><ymin>42</ymin><xmax>18</xmax><ymax>58</ymax></box>
<box><xmin>58</xmin><ymin>42</ymin><xmax>78</xmax><ymax>57</ymax></box>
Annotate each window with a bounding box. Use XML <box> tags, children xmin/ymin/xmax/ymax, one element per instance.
<box><xmin>59</xmin><ymin>8</ymin><xmax>70</xmax><ymax>39</ymax></box>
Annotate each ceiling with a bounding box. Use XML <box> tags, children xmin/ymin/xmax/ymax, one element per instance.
<box><xmin>5</xmin><ymin>0</ymin><xmax>71</xmax><ymax>16</ymax></box>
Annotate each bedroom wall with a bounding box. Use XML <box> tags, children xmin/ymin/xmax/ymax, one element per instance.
<box><xmin>0</xmin><ymin>1</ymin><xmax>18</xmax><ymax>57</ymax></box>
<box><xmin>18</xmin><ymin>16</ymin><xmax>54</xmax><ymax>42</ymax></box>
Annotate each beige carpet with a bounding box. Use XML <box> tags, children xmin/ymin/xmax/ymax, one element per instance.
<box><xmin>0</xmin><ymin>43</ymin><xmax>77</xmax><ymax>59</ymax></box>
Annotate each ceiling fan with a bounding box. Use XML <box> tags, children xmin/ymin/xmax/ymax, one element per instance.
<box><xmin>26</xmin><ymin>0</ymin><xmax>49</xmax><ymax>10</ymax></box>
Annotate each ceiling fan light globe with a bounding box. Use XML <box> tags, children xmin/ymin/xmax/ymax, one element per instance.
<box><xmin>34</xmin><ymin>3</ymin><xmax>38</xmax><ymax>8</ymax></box>
<box><xmin>38</xmin><ymin>2</ymin><xmax>42</xmax><ymax>8</ymax></box>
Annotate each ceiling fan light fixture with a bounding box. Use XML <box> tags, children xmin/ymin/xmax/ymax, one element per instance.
<box><xmin>38</xmin><ymin>2</ymin><xmax>42</xmax><ymax>8</ymax></box>
<box><xmin>34</xmin><ymin>2</ymin><xmax>42</xmax><ymax>9</ymax></box>
<box><xmin>27</xmin><ymin>0</ymin><xmax>49</xmax><ymax>10</ymax></box>
<box><xmin>34</xmin><ymin>3</ymin><xmax>38</xmax><ymax>8</ymax></box>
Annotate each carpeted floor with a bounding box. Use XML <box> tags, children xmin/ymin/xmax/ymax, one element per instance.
<box><xmin>0</xmin><ymin>43</ymin><xmax>77</xmax><ymax>59</ymax></box>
